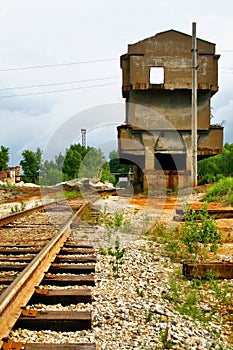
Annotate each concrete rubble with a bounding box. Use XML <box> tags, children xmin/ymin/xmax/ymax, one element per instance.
<box><xmin>55</xmin><ymin>178</ymin><xmax>115</xmax><ymax>192</ymax></box>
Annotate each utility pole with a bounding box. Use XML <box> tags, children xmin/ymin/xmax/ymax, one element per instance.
<box><xmin>192</xmin><ymin>22</ymin><xmax>198</xmax><ymax>187</ymax></box>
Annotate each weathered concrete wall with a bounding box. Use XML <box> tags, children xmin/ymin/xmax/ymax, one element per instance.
<box><xmin>143</xmin><ymin>170</ymin><xmax>192</xmax><ymax>192</ymax></box>
<box><xmin>198</xmin><ymin>126</ymin><xmax>223</xmax><ymax>156</ymax></box>
<box><xmin>118</xmin><ymin>29</ymin><xmax>223</xmax><ymax>190</ymax></box>
<box><xmin>127</xmin><ymin>90</ymin><xmax>211</xmax><ymax>130</ymax></box>
<box><xmin>122</xmin><ymin>30</ymin><xmax>219</xmax><ymax>93</ymax></box>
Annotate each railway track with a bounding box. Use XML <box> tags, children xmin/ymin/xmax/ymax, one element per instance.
<box><xmin>1</xmin><ymin>191</ymin><xmax>232</xmax><ymax>348</ymax></box>
<box><xmin>0</xmin><ymin>195</ymin><xmax>98</xmax><ymax>350</ymax></box>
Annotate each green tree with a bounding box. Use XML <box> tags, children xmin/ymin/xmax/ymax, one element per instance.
<box><xmin>100</xmin><ymin>162</ymin><xmax>115</xmax><ymax>184</ymax></box>
<box><xmin>109</xmin><ymin>150</ymin><xmax>132</xmax><ymax>174</ymax></box>
<box><xmin>198</xmin><ymin>143</ymin><xmax>233</xmax><ymax>184</ymax></box>
<box><xmin>62</xmin><ymin>144</ymin><xmax>117</xmax><ymax>182</ymax></box>
<box><xmin>79</xmin><ymin>147</ymin><xmax>105</xmax><ymax>179</ymax></box>
<box><xmin>40</xmin><ymin>159</ymin><xmax>62</xmax><ymax>185</ymax></box>
<box><xmin>55</xmin><ymin>152</ymin><xmax>65</xmax><ymax>171</ymax></box>
<box><xmin>62</xmin><ymin>146</ymin><xmax>82</xmax><ymax>180</ymax></box>
<box><xmin>20</xmin><ymin>147</ymin><xmax>42</xmax><ymax>183</ymax></box>
<box><xmin>0</xmin><ymin>145</ymin><xmax>10</xmax><ymax>171</ymax></box>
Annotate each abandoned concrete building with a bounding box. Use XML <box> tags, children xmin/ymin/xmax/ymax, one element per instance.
<box><xmin>117</xmin><ymin>29</ymin><xmax>223</xmax><ymax>191</ymax></box>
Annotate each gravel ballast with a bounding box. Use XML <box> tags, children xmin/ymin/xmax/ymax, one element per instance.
<box><xmin>8</xmin><ymin>195</ymin><xmax>233</xmax><ymax>349</ymax></box>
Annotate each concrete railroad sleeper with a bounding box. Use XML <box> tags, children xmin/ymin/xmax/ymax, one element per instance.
<box><xmin>0</xmin><ymin>202</ymin><xmax>97</xmax><ymax>350</ymax></box>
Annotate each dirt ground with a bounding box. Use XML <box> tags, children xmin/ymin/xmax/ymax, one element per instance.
<box><xmin>0</xmin><ymin>186</ymin><xmax>62</xmax><ymax>204</ymax></box>
<box><xmin>129</xmin><ymin>190</ymin><xmax>233</xmax><ymax>260</ymax></box>
<box><xmin>0</xmin><ymin>184</ymin><xmax>232</xmax><ymax>259</ymax></box>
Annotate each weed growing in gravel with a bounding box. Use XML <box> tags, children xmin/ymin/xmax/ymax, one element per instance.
<box><xmin>1</xmin><ymin>181</ymin><xmax>16</xmax><ymax>188</ymax></box>
<box><xmin>146</xmin><ymin>203</ymin><xmax>222</xmax><ymax>263</ymax></box>
<box><xmin>20</xmin><ymin>202</ymin><xmax>26</xmax><ymax>211</ymax></box>
<box><xmin>10</xmin><ymin>204</ymin><xmax>19</xmax><ymax>213</ymax></box>
<box><xmin>142</xmin><ymin>211</ymin><xmax>152</xmax><ymax>232</ymax></box>
<box><xmin>108</xmin><ymin>242</ymin><xmax>126</xmax><ymax>278</ymax></box>
<box><xmin>181</xmin><ymin>203</ymin><xmax>222</xmax><ymax>262</ymax></box>
<box><xmin>163</xmin><ymin>266</ymin><xmax>233</xmax><ymax>336</ymax></box>
<box><xmin>10</xmin><ymin>202</ymin><xmax>26</xmax><ymax>214</ymax></box>
<box><xmin>98</xmin><ymin>246</ymin><xmax>108</xmax><ymax>255</ymax></box>
<box><xmin>81</xmin><ymin>207</ymin><xmax>98</xmax><ymax>226</ymax></box>
<box><xmin>136</xmin><ymin>287</ymin><xmax>145</xmax><ymax>297</ymax></box>
<box><xmin>159</xmin><ymin>325</ymin><xmax>173</xmax><ymax>349</ymax></box>
<box><xmin>145</xmin><ymin>307</ymin><xmax>154</xmax><ymax>322</ymax></box>
<box><xmin>99</xmin><ymin>239</ymin><xmax>126</xmax><ymax>278</ymax></box>
<box><xmin>206</xmin><ymin>269</ymin><xmax>233</xmax><ymax>305</ymax></box>
<box><xmin>98</xmin><ymin>206</ymin><xmax>130</xmax><ymax>230</ymax></box>
<box><xmin>145</xmin><ymin>206</ymin><xmax>232</xmax><ymax>345</ymax></box>
<box><xmin>163</xmin><ymin>271</ymin><xmax>213</xmax><ymax>323</ymax></box>
<box><xmin>145</xmin><ymin>221</ymin><xmax>186</xmax><ymax>262</ymax></box>
<box><xmin>145</xmin><ymin>220</ymin><xmax>169</xmax><ymax>244</ymax></box>
<box><xmin>96</xmin><ymin>206</ymin><xmax>131</xmax><ymax>241</ymax></box>
<box><xmin>49</xmin><ymin>190</ymin><xmax>81</xmax><ymax>201</ymax></box>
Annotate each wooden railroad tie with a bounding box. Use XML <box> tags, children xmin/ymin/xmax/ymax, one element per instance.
<box><xmin>55</xmin><ymin>255</ymin><xmax>97</xmax><ymax>263</ymax></box>
<box><xmin>0</xmin><ymin>248</ymin><xmax>40</xmax><ymax>255</ymax></box>
<box><xmin>49</xmin><ymin>263</ymin><xmax>95</xmax><ymax>274</ymax></box>
<box><xmin>183</xmin><ymin>262</ymin><xmax>233</xmax><ymax>279</ymax></box>
<box><xmin>0</xmin><ymin>242</ymin><xmax>96</xmax><ymax>349</ymax></box>
<box><xmin>14</xmin><ymin>310</ymin><xmax>91</xmax><ymax>332</ymax></box>
<box><xmin>0</xmin><ymin>264</ymin><xmax>95</xmax><ymax>273</ymax></box>
<box><xmin>175</xmin><ymin>208</ymin><xmax>233</xmax><ymax>220</ymax></box>
<box><xmin>60</xmin><ymin>248</ymin><xmax>95</xmax><ymax>255</ymax></box>
<box><xmin>29</xmin><ymin>288</ymin><xmax>92</xmax><ymax>305</ymax></box>
<box><xmin>1</xmin><ymin>339</ymin><xmax>96</xmax><ymax>349</ymax></box>
<box><xmin>0</xmin><ymin>256</ymin><xmax>34</xmax><ymax>262</ymax></box>
<box><xmin>42</xmin><ymin>274</ymin><xmax>95</xmax><ymax>286</ymax></box>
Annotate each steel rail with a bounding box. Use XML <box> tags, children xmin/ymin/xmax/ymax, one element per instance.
<box><xmin>0</xmin><ymin>199</ymin><xmax>73</xmax><ymax>227</ymax></box>
<box><xmin>0</xmin><ymin>204</ymin><xmax>46</xmax><ymax>227</ymax></box>
<box><xmin>0</xmin><ymin>202</ymin><xmax>88</xmax><ymax>347</ymax></box>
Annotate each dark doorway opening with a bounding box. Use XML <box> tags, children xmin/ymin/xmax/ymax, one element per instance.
<box><xmin>155</xmin><ymin>153</ymin><xmax>186</xmax><ymax>170</ymax></box>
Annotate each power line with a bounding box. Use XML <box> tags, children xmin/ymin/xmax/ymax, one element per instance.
<box><xmin>0</xmin><ymin>81</ymin><xmax>120</xmax><ymax>98</ymax></box>
<box><xmin>0</xmin><ymin>75</ymin><xmax>120</xmax><ymax>91</ymax></box>
<box><xmin>0</xmin><ymin>52</ymin><xmax>232</xmax><ymax>73</ymax></box>
<box><xmin>0</xmin><ymin>58</ymin><xmax>118</xmax><ymax>72</ymax></box>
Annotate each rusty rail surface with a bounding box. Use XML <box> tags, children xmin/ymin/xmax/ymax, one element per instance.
<box><xmin>0</xmin><ymin>199</ymin><xmax>72</xmax><ymax>227</ymax></box>
<box><xmin>0</xmin><ymin>204</ymin><xmax>47</xmax><ymax>227</ymax></box>
<box><xmin>0</xmin><ymin>202</ymin><xmax>88</xmax><ymax>347</ymax></box>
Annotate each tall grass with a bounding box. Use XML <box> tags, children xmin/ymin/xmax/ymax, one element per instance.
<box><xmin>204</xmin><ymin>177</ymin><xmax>233</xmax><ymax>203</ymax></box>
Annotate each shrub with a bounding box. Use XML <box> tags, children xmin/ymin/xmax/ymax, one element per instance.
<box><xmin>204</xmin><ymin>177</ymin><xmax>233</xmax><ymax>203</ymax></box>
<box><xmin>181</xmin><ymin>203</ymin><xmax>222</xmax><ymax>262</ymax></box>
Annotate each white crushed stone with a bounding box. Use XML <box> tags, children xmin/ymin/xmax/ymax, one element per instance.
<box><xmin>9</xmin><ymin>239</ymin><xmax>231</xmax><ymax>349</ymax></box>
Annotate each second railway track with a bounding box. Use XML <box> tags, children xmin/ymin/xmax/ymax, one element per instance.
<box><xmin>0</xmin><ymin>195</ymin><xmax>99</xmax><ymax>350</ymax></box>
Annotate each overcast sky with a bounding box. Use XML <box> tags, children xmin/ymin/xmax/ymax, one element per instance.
<box><xmin>0</xmin><ymin>0</ymin><xmax>233</xmax><ymax>165</ymax></box>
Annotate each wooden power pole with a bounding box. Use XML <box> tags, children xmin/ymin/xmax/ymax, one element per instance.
<box><xmin>192</xmin><ymin>22</ymin><xmax>198</xmax><ymax>187</ymax></box>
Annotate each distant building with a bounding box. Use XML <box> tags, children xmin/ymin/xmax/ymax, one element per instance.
<box><xmin>118</xmin><ymin>29</ymin><xmax>223</xmax><ymax>191</ymax></box>
<box><xmin>0</xmin><ymin>166</ymin><xmax>20</xmax><ymax>184</ymax></box>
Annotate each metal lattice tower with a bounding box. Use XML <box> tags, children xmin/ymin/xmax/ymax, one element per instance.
<box><xmin>81</xmin><ymin>129</ymin><xmax>86</xmax><ymax>147</ymax></box>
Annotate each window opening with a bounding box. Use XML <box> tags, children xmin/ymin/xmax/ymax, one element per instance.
<box><xmin>150</xmin><ymin>67</ymin><xmax>164</xmax><ymax>84</ymax></box>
